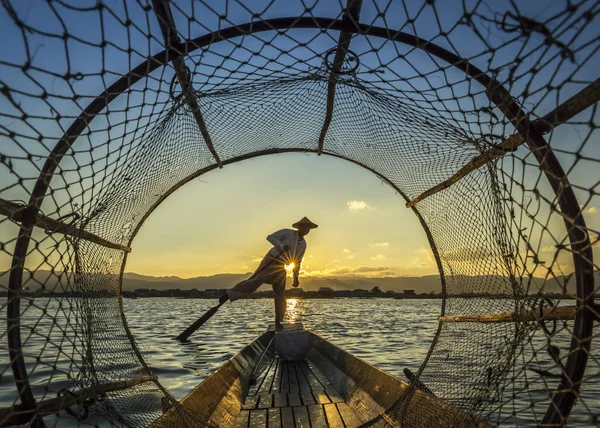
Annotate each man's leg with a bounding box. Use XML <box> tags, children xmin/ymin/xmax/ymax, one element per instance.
<box><xmin>272</xmin><ymin>280</ymin><xmax>286</xmax><ymax>328</ymax></box>
<box><xmin>223</xmin><ymin>256</ymin><xmax>281</xmax><ymax>303</ymax></box>
<box><xmin>225</xmin><ymin>276</ymin><xmax>264</xmax><ymax>302</ymax></box>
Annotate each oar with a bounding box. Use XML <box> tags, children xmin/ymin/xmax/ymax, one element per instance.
<box><xmin>175</xmin><ymin>247</ymin><xmax>287</xmax><ymax>341</ymax></box>
<box><xmin>176</xmin><ymin>301</ymin><xmax>225</xmax><ymax>341</ymax></box>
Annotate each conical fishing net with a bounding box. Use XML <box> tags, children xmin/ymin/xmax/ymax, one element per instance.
<box><xmin>0</xmin><ymin>0</ymin><xmax>598</xmax><ymax>426</ymax></box>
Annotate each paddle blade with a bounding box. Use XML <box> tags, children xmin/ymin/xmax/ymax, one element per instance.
<box><xmin>176</xmin><ymin>304</ymin><xmax>221</xmax><ymax>341</ymax></box>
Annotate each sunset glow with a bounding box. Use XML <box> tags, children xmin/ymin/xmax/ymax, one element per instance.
<box><xmin>284</xmin><ymin>263</ymin><xmax>295</xmax><ymax>276</ymax></box>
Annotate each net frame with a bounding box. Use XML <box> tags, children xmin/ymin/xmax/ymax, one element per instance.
<box><xmin>0</xmin><ymin>0</ymin><xmax>598</xmax><ymax>426</ymax></box>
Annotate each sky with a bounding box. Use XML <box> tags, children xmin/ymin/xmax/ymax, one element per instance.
<box><xmin>125</xmin><ymin>152</ymin><xmax>438</xmax><ymax>278</ymax></box>
<box><xmin>0</xmin><ymin>0</ymin><xmax>598</xmax><ymax>283</ymax></box>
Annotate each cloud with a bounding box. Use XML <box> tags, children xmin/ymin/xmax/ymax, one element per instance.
<box><xmin>342</xmin><ymin>249</ymin><xmax>350</xmax><ymax>253</ymax></box>
<box><xmin>370</xmin><ymin>242</ymin><xmax>390</xmax><ymax>247</ymax></box>
<box><xmin>333</xmin><ymin>259</ymin><xmax>340</xmax><ymax>263</ymax></box>
<box><xmin>541</xmin><ymin>246</ymin><xmax>556</xmax><ymax>253</ymax></box>
<box><xmin>579</xmin><ymin>205</ymin><xmax>597</xmax><ymax>215</ymax></box>
<box><xmin>252</xmin><ymin>257</ymin><xmax>263</xmax><ymax>262</ymax></box>
<box><xmin>348</xmin><ymin>255</ymin><xmax>355</xmax><ymax>259</ymax></box>
<box><xmin>347</xmin><ymin>200</ymin><xmax>372</xmax><ymax>211</ymax></box>
<box><xmin>370</xmin><ymin>254</ymin><xmax>387</xmax><ymax>260</ymax></box>
<box><xmin>411</xmin><ymin>248</ymin><xmax>436</xmax><ymax>269</ymax></box>
<box><xmin>354</xmin><ymin>266</ymin><xmax>390</xmax><ymax>273</ymax></box>
<box><xmin>302</xmin><ymin>265</ymin><xmax>398</xmax><ymax>278</ymax></box>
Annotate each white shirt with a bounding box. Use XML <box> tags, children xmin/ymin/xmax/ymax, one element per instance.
<box><xmin>266</xmin><ymin>228</ymin><xmax>306</xmax><ymax>272</ymax></box>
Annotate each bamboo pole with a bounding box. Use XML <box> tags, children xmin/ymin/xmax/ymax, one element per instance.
<box><xmin>0</xmin><ymin>198</ymin><xmax>131</xmax><ymax>253</ymax></box>
<box><xmin>438</xmin><ymin>305</ymin><xmax>577</xmax><ymax>323</ymax></box>
<box><xmin>0</xmin><ymin>375</ymin><xmax>157</xmax><ymax>426</ymax></box>
<box><xmin>152</xmin><ymin>0</ymin><xmax>223</xmax><ymax>168</ymax></box>
<box><xmin>406</xmin><ymin>77</ymin><xmax>600</xmax><ymax>208</ymax></box>
<box><xmin>317</xmin><ymin>0</ymin><xmax>363</xmax><ymax>155</ymax></box>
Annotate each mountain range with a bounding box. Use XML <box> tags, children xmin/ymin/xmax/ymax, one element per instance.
<box><xmin>3</xmin><ymin>270</ymin><xmax>597</xmax><ymax>295</ymax></box>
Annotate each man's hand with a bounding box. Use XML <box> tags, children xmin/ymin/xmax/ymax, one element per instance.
<box><xmin>281</xmin><ymin>243</ymin><xmax>290</xmax><ymax>252</ymax></box>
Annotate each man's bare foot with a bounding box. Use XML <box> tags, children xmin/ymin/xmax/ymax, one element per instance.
<box><xmin>275</xmin><ymin>322</ymin><xmax>283</xmax><ymax>331</ymax></box>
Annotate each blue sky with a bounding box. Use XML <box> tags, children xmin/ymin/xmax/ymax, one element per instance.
<box><xmin>0</xmin><ymin>0</ymin><xmax>598</xmax><ymax>280</ymax></box>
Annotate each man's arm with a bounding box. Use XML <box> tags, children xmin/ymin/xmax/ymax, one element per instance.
<box><xmin>292</xmin><ymin>262</ymin><xmax>301</xmax><ymax>287</ymax></box>
<box><xmin>292</xmin><ymin>248</ymin><xmax>305</xmax><ymax>287</ymax></box>
<box><xmin>266</xmin><ymin>229</ymin><xmax>290</xmax><ymax>251</ymax></box>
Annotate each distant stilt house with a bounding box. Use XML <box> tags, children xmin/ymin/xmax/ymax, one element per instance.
<box><xmin>317</xmin><ymin>287</ymin><xmax>334</xmax><ymax>297</ymax></box>
<box><xmin>403</xmin><ymin>289</ymin><xmax>417</xmax><ymax>297</ymax></box>
<box><xmin>287</xmin><ymin>288</ymin><xmax>304</xmax><ymax>298</ymax></box>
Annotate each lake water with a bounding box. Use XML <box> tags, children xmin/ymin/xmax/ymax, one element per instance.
<box><xmin>124</xmin><ymin>298</ymin><xmax>441</xmax><ymax>401</ymax></box>
<box><xmin>1</xmin><ymin>297</ymin><xmax>597</xmax><ymax>426</ymax></box>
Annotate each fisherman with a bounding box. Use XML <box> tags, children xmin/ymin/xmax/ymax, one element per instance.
<box><xmin>219</xmin><ymin>217</ymin><xmax>318</xmax><ymax>330</ymax></box>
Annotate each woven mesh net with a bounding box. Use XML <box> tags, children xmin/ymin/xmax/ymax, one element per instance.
<box><xmin>0</xmin><ymin>0</ymin><xmax>598</xmax><ymax>426</ymax></box>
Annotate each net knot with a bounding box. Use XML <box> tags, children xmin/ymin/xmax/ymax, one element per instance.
<box><xmin>56</xmin><ymin>388</ymin><xmax>101</xmax><ymax>421</ymax></box>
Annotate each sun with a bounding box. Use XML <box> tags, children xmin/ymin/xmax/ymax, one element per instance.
<box><xmin>284</xmin><ymin>262</ymin><xmax>295</xmax><ymax>276</ymax></box>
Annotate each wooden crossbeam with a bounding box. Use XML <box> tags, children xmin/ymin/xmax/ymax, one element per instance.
<box><xmin>406</xmin><ymin>77</ymin><xmax>600</xmax><ymax>208</ymax></box>
<box><xmin>406</xmin><ymin>134</ymin><xmax>523</xmax><ymax>208</ymax></box>
<box><xmin>0</xmin><ymin>198</ymin><xmax>131</xmax><ymax>253</ymax></box>
<box><xmin>317</xmin><ymin>0</ymin><xmax>362</xmax><ymax>155</ymax></box>
<box><xmin>152</xmin><ymin>0</ymin><xmax>223</xmax><ymax>168</ymax></box>
<box><xmin>438</xmin><ymin>305</ymin><xmax>577</xmax><ymax>323</ymax></box>
<box><xmin>0</xmin><ymin>375</ymin><xmax>156</xmax><ymax>426</ymax></box>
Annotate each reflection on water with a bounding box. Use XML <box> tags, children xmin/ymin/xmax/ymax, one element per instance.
<box><xmin>1</xmin><ymin>297</ymin><xmax>597</xmax><ymax>426</ymax></box>
<box><xmin>286</xmin><ymin>298</ymin><xmax>300</xmax><ymax>322</ymax></box>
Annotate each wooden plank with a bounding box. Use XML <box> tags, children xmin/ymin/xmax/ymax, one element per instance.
<box><xmin>293</xmin><ymin>406</ymin><xmax>311</xmax><ymax>428</ymax></box>
<box><xmin>248</xmin><ymin>409</ymin><xmax>267</xmax><ymax>428</ymax></box>
<box><xmin>256</xmin><ymin>393</ymin><xmax>272</xmax><ymax>409</ymax></box>
<box><xmin>248</xmin><ymin>357</ymin><xmax>275</xmax><ymax>396</ymax></box>
<box><xmin>267</xmin><ymin>408</ymin><xmax>282</xmax><ymax>428</ymax></box>
<box><xmin>297</xmin><ymin>360</ymin><xmax>323</xmax><ymax>391</ymax></box>
<box><xmin>273</xmin><ymin>393</ymin><xmax>287</xmax><ymax>408</ymax></box>
<box><xmin>305</xmin><ymin>359</ymin><xmax>347</xmax><ymax>402</ymax></box>
<box><xmin>295</xmin><ymin>362</ymin><xmax>317</xmax><ymax>405</ymax></box>
<box><xmin>288</xmin><ymin>361</ymin><xmax>300</xmax><ymax>393</ymax></box>
<box><xmin>232</xmin><ymin>410</ymin><xmax>250</xmax><ymax>428</ymax></box>
<box><xmin>313</xmin><ymin>390</ymin><xmax>331</xmax><ymax>404</ymax></box>
<box><xmin>326</xmin><ymin>389</ymin><xmax>345</xmax><ymax>403</ymax></box>
<box><xmin>324</xmin><ymin>403</ymin><xmax>344</xmax><ymax>428</ymax></box>
<box><xmin>295</xmin><ymin>362</ymin><xmax>310</xmax><ymax>388</ymax></box>
<box><xmin>299</xmin><ymin>386</ymin><xmax>317</xmax><ymax>406</ymax></box>
<box><xmin>280</xmin><ymin>360</ymin><xmax>290</xmax><ymax>393</ymax></box>
<box><xmin>304</xmin><ymin>360</ymin><xmax>334</xmax><ymax>390</ymax></box>
<box><xmin>307</xmin><ymin>405</ymin><xmax>327</xmax><ymax>427</ymax></box>
<box><xmin>272</xmin><ymin>359</ymin><xmax>283</xmax><ymax>393</ymax></box>
<box><xmin>262</xmin><ymin>358</ymin><xmax>278</xmax><ymax>395</ymax></box>
<box><xmin>281</xmin><ymin>407</ymin><xmax>294</xmax><ymax>427</ymax></box>
<box><xmin>242</xmin><ymin>395</ymin><xmax>259</xmax><ymax>410</ymax></box>
<box><xmin>288</xmin><ymin>392</ymin><xmax>302</xmax><ymax>407</ymax></box>
<box><xmin>337</xmin><ymin>402</ymin><xmax>364</xmax><ymax>428</ymax></box>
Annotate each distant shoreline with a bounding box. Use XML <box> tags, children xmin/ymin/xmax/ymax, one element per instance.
<box><xmin>1</xmin><ymin>289</ymin><xmax>579</xmax><ymax>300</ymax></box>
<box><xmin>123</xmin><ymin>288</ymin><xmax>576</xmax><ymax>300</ymax></box>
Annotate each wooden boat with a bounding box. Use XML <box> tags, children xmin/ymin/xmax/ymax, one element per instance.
<box><xmin>155</xmin><ymin>323</ymin><xmax>487</xmax><ymax>427</ymax></box>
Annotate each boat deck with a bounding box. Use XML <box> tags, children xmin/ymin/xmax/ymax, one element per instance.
<box><xmin>233</xmin><ymin>357</ymin><xmax>365</xmax><ymax>428</ymax></box>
